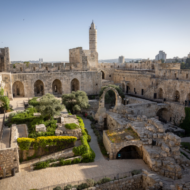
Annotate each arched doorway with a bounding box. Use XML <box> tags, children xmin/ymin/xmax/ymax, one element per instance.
<box><xmin>12</xmin><ymin>81</ymin><xmax>24</xmax><ymax>97</ymax></box>
<box><xmin>52</xmin><ymin>79</ymin><xmax>62</xmax><ymax>95</ymax></box>
<box><xmin>158</xmin><ymin>88</ymin><xmax>164</xmax><ymax>99</ymax></box>
<box><xmin>173</xmin><ymin>90</ymin><xmax>180</xmax><ymax>102</ymax></box>
<box><xmin>101</xmin><ymin>71</ymin><xmax>105</xmax><ymax>79</ymax></box>
<box><xmin>34</xmin><ymin>80</ymin><xmax>44</xmax><ymax>96</ymax></box>
<box><xmin>117</xmin><ymin>146</ymin><xmax>142</xmax><ymax>159</ymax></box>
<box><xmin>156</xmin><ymin>108</ymin><xmax>170</xmax><ymax>123</ymax></box>
<box><xmin>71</xmin><ymin>78</ymin><xmax>79</xmax><ymax>92</ymax></box>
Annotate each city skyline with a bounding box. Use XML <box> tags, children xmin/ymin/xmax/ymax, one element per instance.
<box><xmin>1</xmin><ymin>0</ymin><xmax>190</xmax><ymax>61</ymax></box>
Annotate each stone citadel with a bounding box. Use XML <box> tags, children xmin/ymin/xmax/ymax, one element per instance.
<box><xmin>1</xmin><ymin>21</ymin><xmax>190</xmax><ymax>189</ymax></box>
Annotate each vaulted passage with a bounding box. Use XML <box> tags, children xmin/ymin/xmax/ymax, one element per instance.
<box><xmin>52</xmin><ymin>79</ymin><xmax>62</xmax><ymax>95</ymax></box>
<box><xmin>34</xmin><ymin>80</ymin><xmax>44</xmax><ymax>96</ymax></box>
<box><xmin>13</xmin><ymin>81</ymin><xmax>24</xmax><ymax>97</ymax></box>
<box><xmin>116</xmin><ymin>146</ymin><xmax>142</xmax><ymax>159</ymax></box>
<box><xmin>156</xmin><ymin>108</ymin><xmax>170</xmax><ymax>123</ymax></box>
<box><xmin>71</xmin><ymin>78</ymin><xmax>79</xmax><ymax>92</ymax></box>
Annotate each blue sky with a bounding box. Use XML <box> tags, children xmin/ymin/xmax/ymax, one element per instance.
<box><xmin>1</xmin><ymin>0</ymin><xmax>190</xmax><ymax>61</ymax></box>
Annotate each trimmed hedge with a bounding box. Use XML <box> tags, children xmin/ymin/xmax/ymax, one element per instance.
<box><xmin>17</xmin><ymin>138</ymin><xmax>35</xmax><ymax>150</ymax></box>
<box><xmin>65</xmin><ymin>123</ymin><xmax>79</xmax><ymax>130</ymax></box>
<box><xmin>72</xmin><ymin>116</ymin><xmax>95</xmax><ymax>162</ymax></box>
<box><xmin>17</xmin><ymin>136</ymin><xmax>77</xmax><ymax>150</ymax></box>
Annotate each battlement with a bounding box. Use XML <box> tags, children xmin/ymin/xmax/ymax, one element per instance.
<box><xmin>9</xmin><ymin>62</ymin><xmax>90</xmax><ymax>73</ymax></box>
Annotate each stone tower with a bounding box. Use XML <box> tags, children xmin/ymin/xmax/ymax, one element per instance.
<box><xmin>0</xmin><ymin>47</ymin><xmax>10</xmax><ymax>72</ymax></box>
<box><xmin>89</xmin><ymin>21</ymin><xmax>97</xmax><ymax>52</ymax></box>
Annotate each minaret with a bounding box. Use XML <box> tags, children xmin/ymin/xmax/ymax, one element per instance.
<box><xmin>89</xmin><ymin>21</ymin><xmax>97</xmax><ymax>52</ymax></box>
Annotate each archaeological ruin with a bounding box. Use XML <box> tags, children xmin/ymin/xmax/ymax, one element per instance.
<box><xmin>1</xmin><ymin>21</ymin><xmax>190</xmax><ymax>190</ymax></box>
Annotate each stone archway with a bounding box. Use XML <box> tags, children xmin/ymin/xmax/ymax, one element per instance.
<box><xmin>158</xmin><ymin>88</ymin><xmax>164</xmax><ymax>99</ymax></box>
<box><xmin>156</xmin><ymin>108</ymin><xmax>170</xmax><ymax>123</ymax></box>
<box><xmin>12</xmin><ymin>81</ymin><xmax>25</xmax><ymax>97</ymax></box>
<box><xmin>101</xmin><ymin>71</ymin><xmax>105</xmax><ymax>79</ymax></box>
<box><xmin>71</xmin><ymin>78</ymin><xmax>79</xmax><ymax>92</ymax></box>
<box><xmin>116</xmin><ymin>145</ymin><xmax>142</xmax><ymax>159</ymax></box>
<box><xmin>173</xmin><ymin>90</ymin><xmax>180</xmax><ymax>102</ymax></box>
<box><xmin>34</xmin><ymin>80</ymin><xmax>44</xmax><ymax>96</ymax></box>
<box><xmin>52</xmin><ymin>79</ymin><xmax>62</xmax><ymax>95</ymax></box>
<box><xmin>95</xmin><ymin>87</ymin><xmax>122</xmax><ymax>123</ymax></box>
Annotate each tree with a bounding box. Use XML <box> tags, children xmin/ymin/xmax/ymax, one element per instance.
<box><xmin>62</xmin><ymin>91</ymin><xmax>90</xmax><ymax>114</ymax></box>
<box><xmin>37</xmin><ymin>93</ymin><xmax>64</xmax><ymax>118</ymax></box>
<box><xmin>160</xmin><ymin>59</ymin><xmax>165</xmax><ymax>63</ymax></box>
<box><xmin>99</xmin><ymin>84</ymin><xmax>125</xmax><ymax>105</ymax></box>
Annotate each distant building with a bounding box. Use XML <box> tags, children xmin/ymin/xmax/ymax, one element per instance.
<box><xmin>118</xmin><ymin>56</ymin><xmax>125</xmax><ymax>64</ymax></box>
<box><xmin>155</xmin><ymin>51</ymin><xmax>167</xmax><ymax>62</ymax></box>
<box><xmin>39</xmin><ymin>58</ymin><xmax>43</xmax><ymax>63</ymax></box>
<box><xmin>188</xmin><ymin>53</ymin><xmax>190</xmax><ymax>58</ymax></box>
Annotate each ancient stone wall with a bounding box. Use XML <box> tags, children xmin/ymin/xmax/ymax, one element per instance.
<box><xmin>0</xmin><ymin>125</ymin><xmax>19</xmax><ymax>177</ymax></box>
<box><xmin>10</xmin><ymin>71</ymin><xmax>101</xmax><ymax>97</ymax></box>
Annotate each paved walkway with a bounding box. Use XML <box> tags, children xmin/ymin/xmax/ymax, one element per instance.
<box><xmin>0</xmin><ymin>98</ymin><xmax>28</xmax><ymax>149</ymax></box>
<box><xmin>0</xmin><ymin>111</ymin><xmax>150</xmax><ymax>190</ymax></box>
<box><xmin>82</xmin><ymin>117</ymin><xmax>105</xmax><ymax>162</ymax></box>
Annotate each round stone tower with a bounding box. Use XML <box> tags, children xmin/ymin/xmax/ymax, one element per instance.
<box><xmin>89</xmin><ymin>21</ymin><xmax>97</xmax><ymax>52</ymax></box>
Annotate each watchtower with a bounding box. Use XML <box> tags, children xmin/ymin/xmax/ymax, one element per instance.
<box><xmin>0</xmin><ymin>47</ymin><xmax>10</xmax><ymax>72</ymax></box>
<box><xmin>89</xmin><ymin>21</ymin><xmax>97</xmax><ymax>52</ymax></box>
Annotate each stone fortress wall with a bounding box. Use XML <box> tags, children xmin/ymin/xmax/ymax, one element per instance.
<box><xmin>0</xmin><ymin>125</ymin><xmax>20</xmax><ymax>178</ymax></box>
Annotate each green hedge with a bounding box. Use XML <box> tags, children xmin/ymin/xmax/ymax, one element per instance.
<box><xmin>65</xmin><ymin>123</ymin><xmax>79</xmax><ymax>129</ymax></box>
<box><xmin>72</xmin><ymin>116</ymin><xmax>95</xmax><ymax>162</ymax></box>
<box><xmin>17</xmin><ymin>136</ymin><xmax>77</xmax><ymax>150</ymax></box>
<box><xmin>28</xmin><ymin>97</ymin><xmax>40</xmax><ymax>107</ymax></box>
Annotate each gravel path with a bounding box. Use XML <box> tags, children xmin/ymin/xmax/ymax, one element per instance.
<box><xmin>82</xmin><ymin>117</ymin><xmax>105</xmax><ymax>162</ymax></box>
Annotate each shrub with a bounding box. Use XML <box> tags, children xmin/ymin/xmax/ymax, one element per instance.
<box><xmin>17</xmin><ymin>136</ymin><xmax>77</xmax><ymax>150</ymax></box>
<box><xmin>71</xmin><ymin>158</ymin><xmax>81</xmax><ymax>164</ymax></box>
<box><xmin>0</xmin><ymin>96</ymin><xmax>10</xmax><ymax>110</ymax></box>
<box><xmin>29</xmin><ymin>97</ymin><xmax>40</xmax><ymax>107</ymax></box>
<box><xmin>53</xmin><ymin>187</ymin><xmax>62</xmax><ymax>190</ymax></box>
<box><xmin>87</xmin><ymin>135</ymin><xmax>91</xmax><ymax>142</ymax></box>
<box><xmin>72</xmin><ymin>116</ymin><xmax>95</xmax><ymax>162</ymax></box>
<box><xmin>86</xmin><ymin>179</ymin><xmax>94</xmax><ymax>187</ymax></box>
<box><xmin>34</xmin><ymin>161</ymin><xmax>50</xmax><ymax>170</ymax></box>
<box><xmin>65</xmin><ymin>123</ymin><xmax>79</xmax><ymax>130</ymax></box>
<box><xmin>73</xmin><ymin>145</ymin><xmax>88</xmax><ymax>156</ymax></box>
<box><xmin>131</xmin><ymin>169</ymin><xmax>142</xmax><ymax>176</ymax></box>
<box><xmin>64</xmin><ymin>185</ymin><xmax>72</xmax><ymax>190</ymax></box>
<box><xmin>98</xmin><ymin>177</ymin><xmax>111</xmax><ymax>184</ymax></box>
<box><xmin>17</xmin><ymin>138</ymin><xmax>35</xmax><ymax>150</ymax></box>
<box><xmin>77</xmin><ymin>183</ymin><xmax>88</xmax><ymax>190</ymax></box>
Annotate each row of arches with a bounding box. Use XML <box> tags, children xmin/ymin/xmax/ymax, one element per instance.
<box><xmin>12</xmin><ymin>78</ymin><xmax>80</xmax><ymax>97</ymax></box>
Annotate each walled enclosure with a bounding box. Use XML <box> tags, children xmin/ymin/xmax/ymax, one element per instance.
<box><xmin>0</xmin><ymin>125</ymin><xmax>20</xmax><ymax>177</ymax></box>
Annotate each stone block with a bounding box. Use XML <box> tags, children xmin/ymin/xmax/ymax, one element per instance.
<box><xmin>161</xmin><ymin>143</ymin><xmax>170</xmax><ymax>153</ymax></box>
<box><xmin>33</xmin><ymin>113</ymin><xmax>41</xmax><ymax>117</ymax></box>
<box><xmin>125</xmin><ymin>135</ymin><xmax>134</xmax><ymax>140</ymax></box>
<box><xmin>35</xmin><ymin>124</ymin><xmax>46</xmax><ymax>132</ymax></box>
